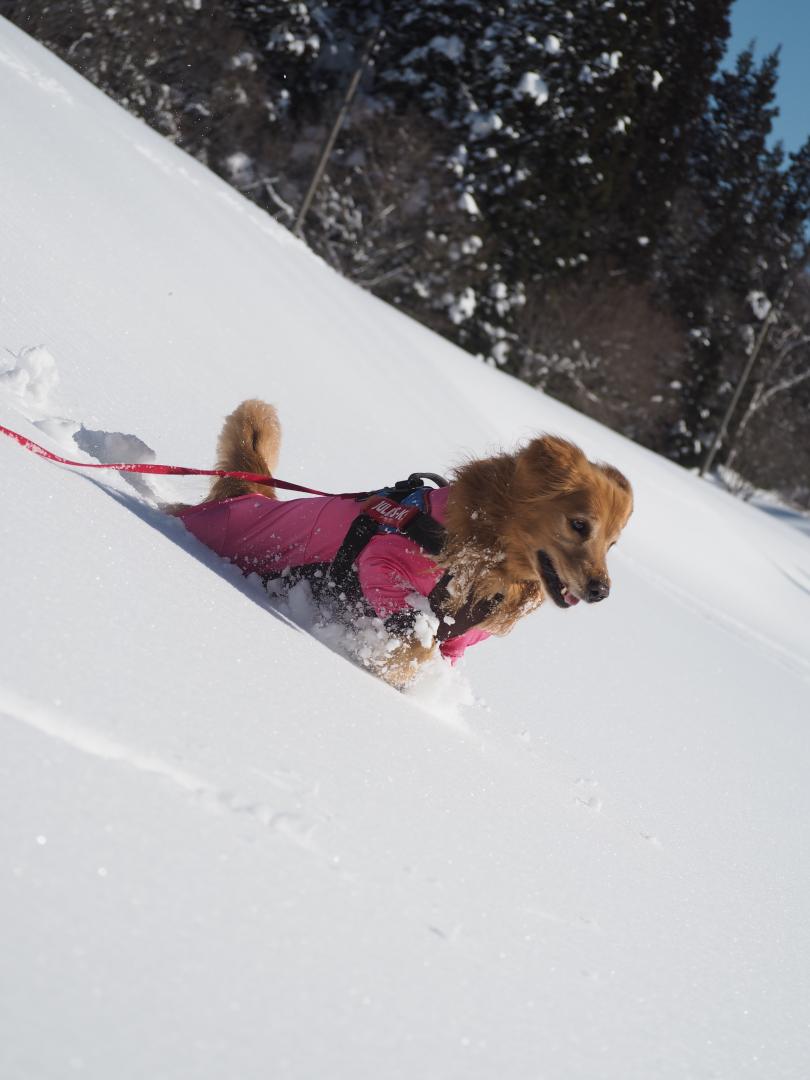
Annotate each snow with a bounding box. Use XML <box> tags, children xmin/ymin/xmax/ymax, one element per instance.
<box><xmin>468</xmin><ymin>109</ymin><xmax>503</xmax><ymax>138</ymax></box>
<box><xmin>604</xmin><ymin>50</ymin><xmax>622</xmax><ymax>72</ymax></box>
<box><xmin>0</xmin><ymin>344</ymin><xmax>60</xmax><ymax>407</ymax></box>
<box><xmin>516</xmin><ymin>70</ymin><xmax>549</xmax><ymax>105</ymax></box>
<box><xmin>427</xmin><ymin>35</ymin><xmax>465</xmax><ymax>63</ymax></box>
<box><xmin>448</xmin><ymin>285</ymin><xmax>477</xmax><ymax>323</ymax></box>
<box><xmin>1</xmin><ymin>16</ymin><xmax>810</xmax><ymax>1080</ymax></box>
<box><xmin>747</xmin><ymin>289</ymin><xmax>772</xmax><ymax>321</ymax></box>
<box><xmin>460</xmin><ymin>234</ymin><xmax>483</xmax><ymax>255</ymax></box>
<box><xmin>225</xmin><ymin>150</ymin><xmax>256</xmax><ymax>186</ymax></box>
<box><xmin>458</xmin><ymin>190</ymin><xmax>481</xmax><ymax>216</ymax></box>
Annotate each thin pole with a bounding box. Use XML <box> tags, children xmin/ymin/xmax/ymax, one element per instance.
<box><xmin>293</xmin><ymin>24</ymin><xmax>383</xmax><ymax>238</ymax></box>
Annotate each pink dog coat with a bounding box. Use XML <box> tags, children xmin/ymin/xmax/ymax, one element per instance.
<box><xmin>178</xmin><ymin>486</ymin><xmax>489</xmax><ymax>662</ymax></box>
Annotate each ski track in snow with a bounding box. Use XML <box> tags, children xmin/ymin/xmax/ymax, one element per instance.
<box><xmin>621</xmin><ymin>549</ymin><xmax>810</xmax><ymax>683</ymax></box>
<box><xmin>0</xmin><ymin>43</ymin><xmax>73</xmax><ymax>103</ymax></box>
<box><xmin>0</xmin><ymin>689</ymin><xmax>327</xmax><ymax>854</ymax></box>
<box><xmin>775</xmin><ymin>560</ymin><xmax>810</xmax><ymax>598</ymax></box>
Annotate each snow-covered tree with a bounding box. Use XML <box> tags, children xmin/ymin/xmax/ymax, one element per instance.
<box><xmin>654</xmin><ymin>46</ymin><xmax>810</xmax><ymax>463</ymax></box>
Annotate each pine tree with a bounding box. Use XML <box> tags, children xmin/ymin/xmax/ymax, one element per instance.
<box><xmin>656</xmin><ymin>46</ymin><xmax>810</xmax><ymax>463</ymax></box>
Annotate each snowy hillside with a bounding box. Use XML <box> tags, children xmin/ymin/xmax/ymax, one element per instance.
<box><xmin>1</xmin><ymin>18</ymin><xmax>809</xmax><ymax>1080</ymax></box>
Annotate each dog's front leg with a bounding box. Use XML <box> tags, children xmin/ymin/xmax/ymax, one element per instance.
<box><xmin>377</xmin><ymin>636</ymin><xmax>438</xmax><ymax>689</ymax></box>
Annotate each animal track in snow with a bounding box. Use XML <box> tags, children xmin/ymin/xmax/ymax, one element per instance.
<box><xmin>573</xmin><ymin>777</ymin><xmax>664</xmax><ymax>846</ymax></box>
<box><xmin>574</xmin><ymin>777</ymin><xmax>603</xmax><ymax>813</ymax></box>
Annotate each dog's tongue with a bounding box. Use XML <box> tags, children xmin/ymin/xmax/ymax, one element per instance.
<box><xmin>564</xmin><ymin>592</ymin><xmax>580</xmax><ymax>606</ymax></box>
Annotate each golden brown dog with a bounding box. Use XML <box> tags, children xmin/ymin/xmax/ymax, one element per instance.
<box><xmin>188</xmin><ymin>401</ymin><xmax>633</xmax><ymax>685</ymax></box>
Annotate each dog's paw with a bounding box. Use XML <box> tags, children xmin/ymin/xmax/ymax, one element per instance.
<box><xmin>376</xmin><ymin>638</ymin><xmax>438</xmax><ymax>689</ymax></box>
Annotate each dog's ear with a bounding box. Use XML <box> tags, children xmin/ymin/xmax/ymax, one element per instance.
<box><xmin>597</xmin><ymin>462</ymin><xmax>632</xmax><ymax>494</ymax></box>
<box><xmin>517</xmin><ymin>435</ymin><xmax>587</xmax><ymax>496</ymax></box>
<box><xmin>588</xmin><ymin>461</ymin><xmax>635</xmax><ymax>534</ymax></box>
<box><xmin>597</xmin><ymin>462</ymin><xmax>634</xmax><ymax>523</ymax></box>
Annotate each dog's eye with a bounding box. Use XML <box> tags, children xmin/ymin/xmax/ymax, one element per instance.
<box><xmin>569</xmin><ymin>518</ymin><xmax>589</xmax><ymax>537</ymax></box>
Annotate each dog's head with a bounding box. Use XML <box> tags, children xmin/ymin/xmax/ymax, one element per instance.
<box><xmin>502</xmin><ymin>436</ymin><xmax>633</xmax><ymax>608</ymax></box>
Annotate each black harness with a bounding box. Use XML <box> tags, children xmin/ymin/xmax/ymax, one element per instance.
<box><xmin>272</xmin><ymin>473</ymin><xmax>501</xmax><ymax>644</ymax></box>
<box><xmin>330</xmin><ymin>472</ymin><xmax>447</xmax><ymax>589</ymax></box>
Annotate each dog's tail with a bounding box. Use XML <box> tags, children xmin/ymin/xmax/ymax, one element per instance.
<box><xmin>206</xmin><ymin>399</ymin><xmax>282</xmax><ymax>502</ymax></box>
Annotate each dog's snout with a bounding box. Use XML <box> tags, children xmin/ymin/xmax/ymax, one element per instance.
<box><xmin>586</xmin><ymin>578</ymin><xmax>610</xmax><ymax>603</ymax></box>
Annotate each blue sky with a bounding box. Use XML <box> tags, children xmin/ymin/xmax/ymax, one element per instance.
<box><xmin>727</xmin><ymin>0</ymin><xmax>810</xmax><ymax>153</ymax></box>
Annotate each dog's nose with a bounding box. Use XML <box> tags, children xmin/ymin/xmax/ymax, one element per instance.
<box><xmin>586</xmin><ymin>578</ymin><xmax>610</xmax><ymax>603</ymax></box>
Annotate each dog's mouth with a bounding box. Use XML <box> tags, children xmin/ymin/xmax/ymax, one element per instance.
<box><xmin>537</xmin><ymin>550</ymin><xmax>580</xmax><ymax>608</ymax></box>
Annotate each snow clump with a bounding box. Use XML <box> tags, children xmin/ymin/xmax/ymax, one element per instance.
<box><xmin>0</xmin><ymin>345</ymin><xmax>59</xmax><ymax>407</ymax></box>
<box><xmin>264</xmin><ymin>577</ymin><xmax>473</xmax><ymax>726</ymax></box>
<box><xmin>516</xmin><ymin>72</ymin><xmax>549</xmax><ymax>106</ymax></box>
<box><xmin>748</xmin><ymin>291</ymin><xmax>772</xmax><ymax>321</ymax></box>
<box><xmin>428</xmin><ymin>35</ymin><xmax>465</xmax><ymax>62</ymax></box>
<box><xmin>448</xmin><ymin>287</ymin><xmax>477</xmax><ymax>324</ymax></box>
<box><xmin>458</xmin><ymin>191</ymin><xmax>480</xmax><ymax>216</ymax></box>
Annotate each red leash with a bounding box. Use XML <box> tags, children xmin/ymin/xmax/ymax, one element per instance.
<box><xmin>0</xmin><ymin>422</ymin><xmax>360</xmax><ymax>498</ymax></box>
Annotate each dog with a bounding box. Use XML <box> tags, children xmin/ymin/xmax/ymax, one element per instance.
<box><xmin>174</xmin><ymin>400</ymin><xmax>633</xmax><ymax>686</ymax></box>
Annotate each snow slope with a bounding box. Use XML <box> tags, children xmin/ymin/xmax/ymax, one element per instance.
<box><xmin>1</xmin><ymin>18</ymin><xmax>809</xmax><ymax>1079</ymax></box>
